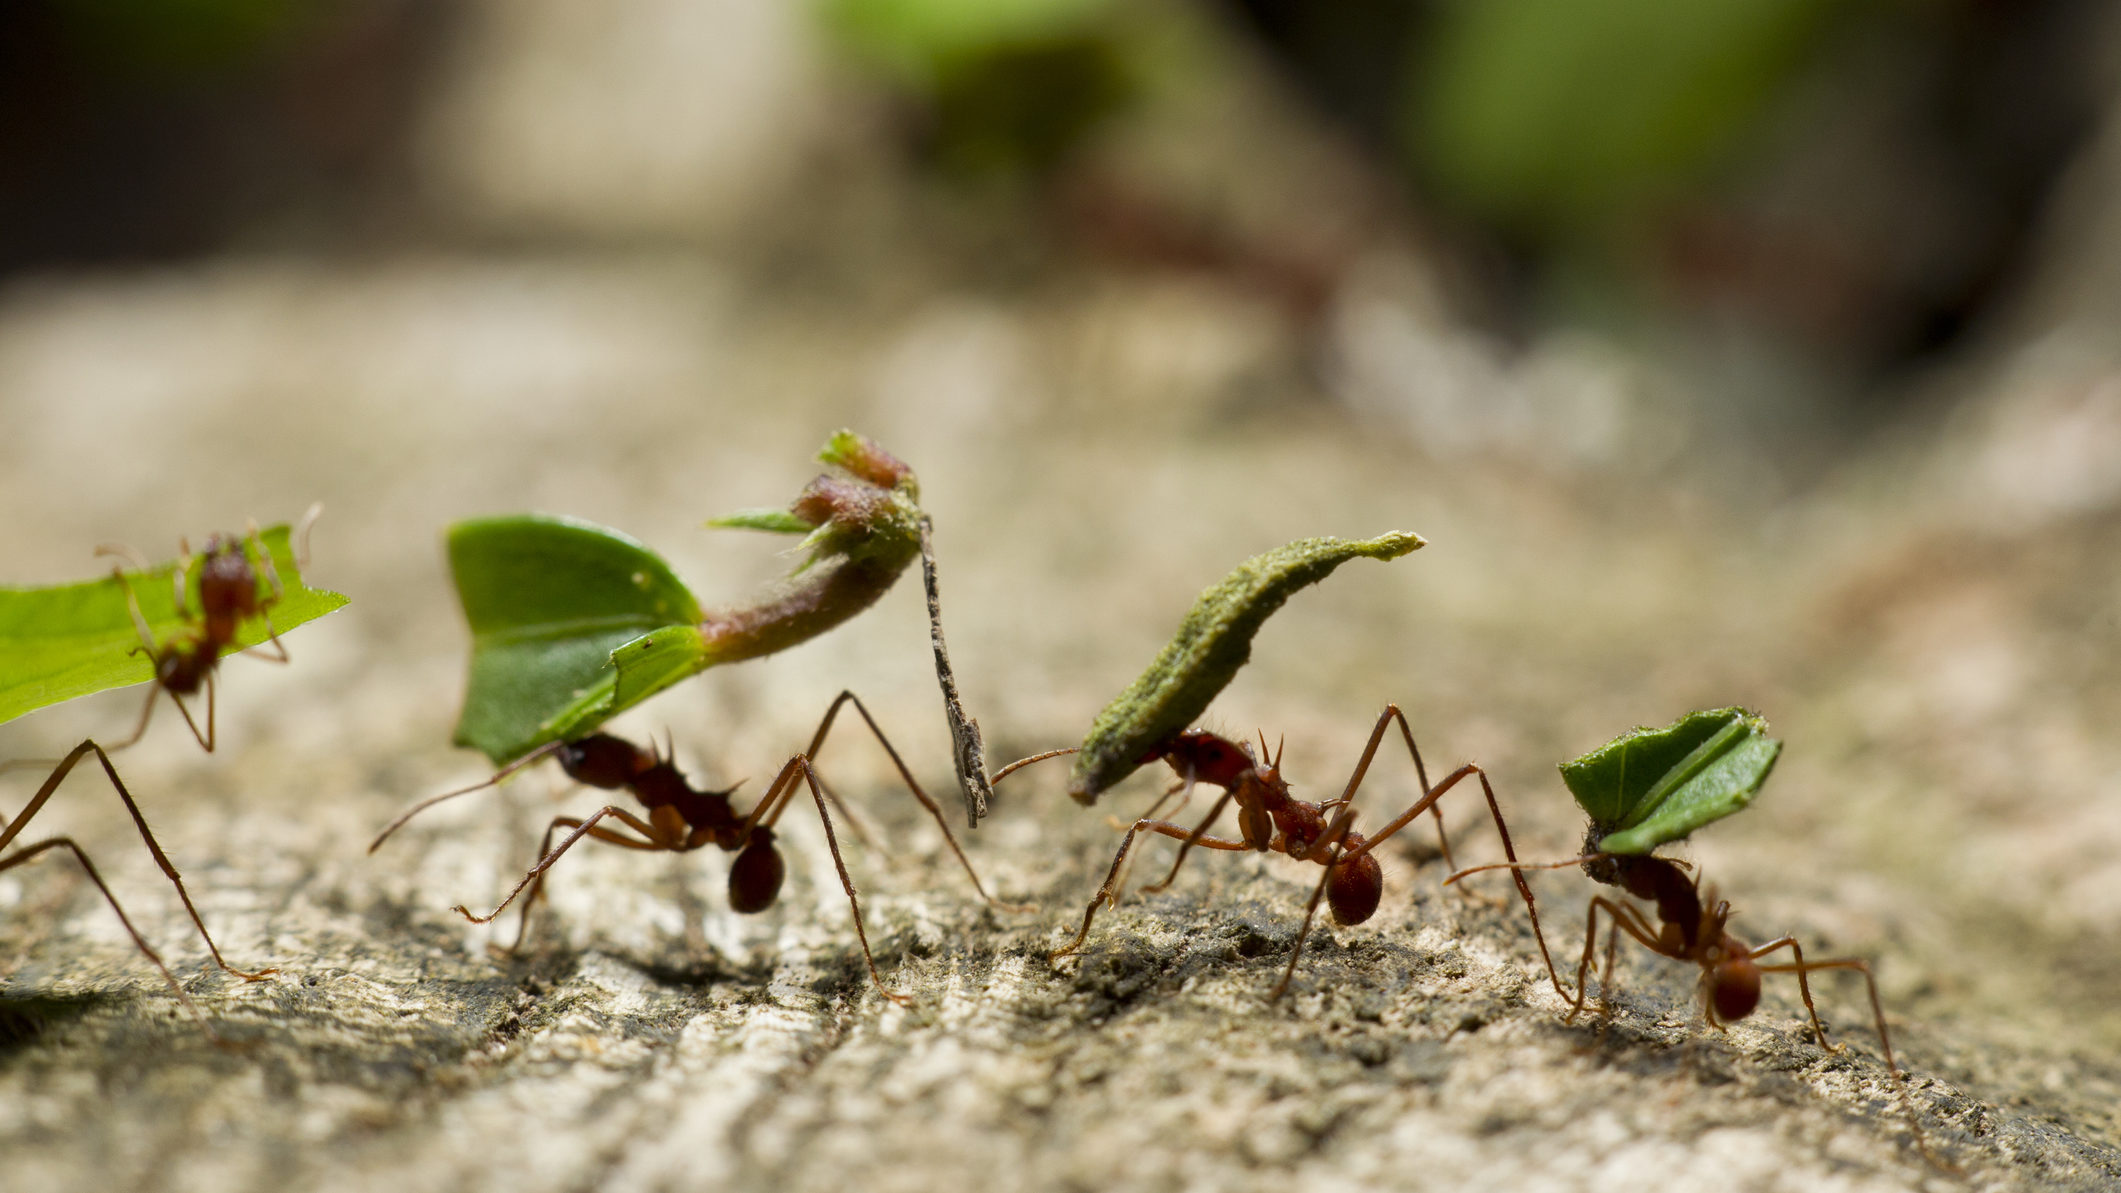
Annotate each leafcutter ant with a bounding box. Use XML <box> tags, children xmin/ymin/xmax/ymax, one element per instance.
<box><xmin>370</xmin><ymin>691</ymin><xmax>1020</xmax><ymax>1004</ymax></box>
<box><xmin>0</xmin><ymin>514</ymin><xmax>330</xmax><ymax>1035</ymax></box>
<box><xmin>992</xmin><ymin>704</ymin><xmax>1566</xmax><ymax>1002</ymax></box>
<box><xmin>95</xmin><ymin>507</ymin><xmax>321</xmax><ymax>754</ymax></box>
<box><xmin>1447</xmin><ymin>708</ymin><xmax>1939</xmax><ymax>1163</ymax></box>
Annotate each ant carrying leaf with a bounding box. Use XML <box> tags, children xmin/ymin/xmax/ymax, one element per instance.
<box><xmin>0</xmin><ymin>514</ymin><xmax>346</xmax><ymax>1036</ymax></box>
<box><xmin>1450</xmin><ymin>709</ymin><xmax>1942</xmax><ymax>1164</ymax></box>
<box><xmin>991</xmin><ymin>531</ymin><xmax>1566</xmax><ymax>1000</ymax></box>
<box><xmin>373</xmin><ymin>691</ymin><xmax>1019</xmax><ymax>1003</ymax></box>
<box><xmin>404</xmin><ymin>432</ymin><xmax>1017</xmax><ymax>999</ymax></box>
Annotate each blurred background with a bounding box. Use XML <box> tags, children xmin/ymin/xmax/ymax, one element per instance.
<box><xmin>2</xmin><ymin>1</ymin><xmax>2119</xmax><ymax>1189</ymax></box>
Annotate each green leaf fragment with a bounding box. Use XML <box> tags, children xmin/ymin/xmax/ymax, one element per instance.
<box><xmin>1067</xmin><ymin>531</ymin><xmax>1426</xmax><ymax>803</ymax></box>
<box><xmin>449</xmin><ymin>431</ymin><xmax>929</xmax><ymax>766</ymax></box>
<box><xmin>1558</xmin><ymin>707</ymin><xmax>1781</xmax><ymax>855</ymax></box>
<box><xmin>0</xmin><ymin>524</ymin><xmax>348</xmax><ymax>727</ymax></box>
<box><xmin>448</xmin><ymin>515</ymin><xmax>702</xmax><ymax>764</ymax></box>
<box><xmin>708</xmin><ymin>509</ymin><xmax>815</xmax><ymax>535</ymax></box>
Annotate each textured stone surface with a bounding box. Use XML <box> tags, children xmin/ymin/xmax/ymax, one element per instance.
<box><xmin>1</xmin><ymin>245</ymin><xmax>2117</xmax><ymax>1193</ymax></box>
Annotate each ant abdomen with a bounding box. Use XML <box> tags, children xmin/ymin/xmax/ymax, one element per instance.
<box><xmin>1711</xmin><ymin>952</ymin><xmax>1763</xmax><ymax>1022</ymax></box>
<box><xmin>1328</xmin><ymin>840</ymin><xmax>1384</xmax><ymax>926</ymax></box>
<box><xmin>728</xmin><ymin>827</ymin><xmax>785</xmax><ymax>914</ymax></box>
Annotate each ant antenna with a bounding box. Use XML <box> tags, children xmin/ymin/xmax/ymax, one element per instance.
<box><xmin>988</xmin><ymin>747</ymin><xmax>1078</xmax><ymax>786</ymax></box>
<box><xmin>294</xmin><ymin>502</ymin><xmax>324</xmax><ymax>570</ymax></box>
<box><xmin>369</xmin><ymin>739</ymin><xmax>569</xmax><ymax>853</ymax></box>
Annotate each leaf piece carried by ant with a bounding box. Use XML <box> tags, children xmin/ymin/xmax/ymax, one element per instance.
<box><xmin>0</xmin><ymin>525</ymin><xmax>346</xmax><ymax>727</ymax></box>
<box><xmin>450</xmin><ymin>431</ymin><xmax>929</xmax><ymax>765</ymax></box>
<box><xmin>448</xmin><ymin>514</ymin><xmax>703</xmax><ymax>764</ymax></box>
<box><xmin>1559</xmin><ymin>707</ymin><xmax>1781</xmax><ymax>855</ymax></box>
<box><xmin>1067</xmin><ymin>531</ymin><xmax>1425</xmax><ymax>804</ymax></box>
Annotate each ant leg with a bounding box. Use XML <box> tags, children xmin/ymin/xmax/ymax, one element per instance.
<box><xmin>0</xmin><ymin>838</ymin><xmax>216</xmax><ymax>1036</ymax></box>
<box><xmin>1596</xmin><ymin>913</ymin><xmax>1624</xmax><ymax>1046</ymax></box>
<box><xmin>3</xmin><ymin>740</ymin><xmax>273</xmax><ymax>980</ymax></box>
<box><xmin>1753</xmin><ymin>944</ymin><xmax>1939</xmax><ymax>1168</ymax></box>
<box><xmin>803</xmin><ymin>773</ymin><xmax>884</xmax><ymax>854</ymax></box>
<box><xmin>782</xmin><ymin>755</ymin><xmax>914</xmax><ymax>1005</ymax></box>
<box><xmin>1326</xmin><ymin>724</ymin><xmax>1565</xmax><ymax>1001</ymax></box>
<box><xmin>766</xmin><ymin>690</ymin><xmax>1025</xmax><ymax>912</ymax></box>
<box><xmin>1566</xmin><ymin>896</ymin><xmax>1666</xmax><ymax>1024</ymax></box>
<box><xmin>1137</xmin><ymin>784</ymin><xmax>1231</xmax><ymax>896</ymax></box>
<box><xmin>369</xmin><ymin>739</ymin><xmax>571</xmax><ymax>853</ymax></box>
<box><xmin>452</xmin><ymin>805</ymin><xmax>663</xmax><ymax>926</ymax></box>
<box><xmin>243</xmin><ymin>613</ymin><xmax>293</xmax><ymax>664</ymax></box>
<box><xmin>240</xmin><ymin>518</ymin><xmax>295</xmax><ymax>664</ymax></box>
<box><xmin>1271</xmin><ymin>706</ymin><xmax>1442</xmax><ymax>1003</ymax></box>
<box><xmin>160</xmin><ymin>671</ymin><xmax>216</xmax><ymax>754</ymax></box>
<box><xmin>1051</xmin><ymin>818</ymin><xmax>1249</xmax><ymax>963</ymax></box>
<box><xmin>505</xmin><ymin>814</ymin><xmax>666</xmax><ymax>952</ymax></box>
<box><xmin>1746</xmin><ymin>937</ymin><xmax>1844</xmax><ymax>1049</ymax></box>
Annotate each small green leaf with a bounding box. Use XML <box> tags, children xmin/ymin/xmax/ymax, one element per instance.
<box><xmin>0</xmin><ymin>524</ymin><xmax>348</xmax><ymax>727</ymax></box>
<box><xmin>448</xmin><ymin>515</ymin><xmax>702</xmax><ymax>764</ymax></box>
<box><xmin>708</xmin><ymin>509</ymin><xmax>815</xmax><ymax>535</ymax></box>
<box><xmin>610</xmin><ymin>624</ymin><xmax>710</xmax><ymax>711</ymax></box>
<box><xmin>1559</xmin><ymin>707</ymin><xmax>1782</xmax><ymax>855</ymax></box>
<box><xmin>1068</xmin><ymin>531</ymin><xmax>1426</xmax><ymax>803</ymax></box>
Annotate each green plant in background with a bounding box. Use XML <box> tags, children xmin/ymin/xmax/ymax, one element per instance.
<box><xmin>1558</xmin><ymin>706</ymin><xmax>1781</xmax><ymax>858</ymax></box>
<box><xmin>1406</xmin><ymin>0</ymin><xmax>1844</xmax><ymax>241</ymax></box>
<box><xmin>450</xmin><ymin>431</ymin><xmax>929</xmax><ymax>766</ymax></box>
<box><xmin>820</xmin><ymin>0</ymin><xmax>1141</xmax><ymax>177</ymax></box>
<box><xmin>0</xmin><ymin>524</ymin><xmax>346</xmax><ymax>727</ymax></box>
<box><xmin>1066</xmin><ymin>531</ymin><xmax>1425</xmax><ymax>803</ymax></box>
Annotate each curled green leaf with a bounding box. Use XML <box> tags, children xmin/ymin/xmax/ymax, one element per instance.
<box><xmin>447</xmin><ymin>514</ymin><xmax>702</xmax><ymax>763</ymax></box>
<box><xmin>0</xmin><ymin>524</ymin><xmax>348</xmax><ymax>727</ymax></box>
<box><xmin>451</xmin><ymin>431</ymin><xmax>929</xmax><ymax>765</ymax></box>
<box><xmin>1559</xmin><ymin>707</ymin><xmax>1782</xmax><ymax>855</ymax></box>
<box><xmin>1068</xmin><ymin>531</ymin><xmax>1426</xmax><ymax>803</ymax></box>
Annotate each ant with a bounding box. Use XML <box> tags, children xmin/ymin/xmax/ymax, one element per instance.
<box><xmin>370</xmin><ymin>691</ymin><xmax>1021</xmax><ymax>1004</ymax></box>
<box><xmin>95</xmin><ymin>507</ymin><xmax>320</xmax><ymax>754</ymax></box>
<box><xmin>991</xmin><ymin>704</ymin><xmax>1567</xmax><ymax>1002</ymax></box>
<box><xmin>0</xmin><ymin>515</ymin><xmax>322</xmax><ymax>1036</ymax></box>
<box><xmin>1449</xmin><ymin>850</ymin><xmax>1936</xmax><ymax>1162</ymax></box>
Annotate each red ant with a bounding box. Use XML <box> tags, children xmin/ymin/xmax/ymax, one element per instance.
<box><xmin>370</xmin><ymin>691</ymin><xmax>1021</xmax><ymax>1004</ymax></box>
<box><xmin>1450</xmin><ymin>850</ymin><xmax>1937</xmax><ymax>1162</ymax></box>
<box><xmin>95</xmin><ymin>509</ymin><xmax>319</xmax><ymax>753</ymax></box>
<box><xmin>992</xmin><ymin>705</ymin><xmax>1566</xmax><ymax>1001</ymax></box>
<box><xmin>0</xmin><ymin>516</ymin><xmax>320</xmax><ymax>1035</ymax></box>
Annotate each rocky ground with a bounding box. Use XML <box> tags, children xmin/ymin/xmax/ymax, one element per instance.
<box><xmin>4</xmin><ymin>5</ymin><xmax>2121</xmax><ymax>1190</ymax></box>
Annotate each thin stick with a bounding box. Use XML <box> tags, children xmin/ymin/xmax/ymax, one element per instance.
<box><xmin>918</xmin><ymin>516</ymin><xmax>993</xmax><ymax>828</ymax></box>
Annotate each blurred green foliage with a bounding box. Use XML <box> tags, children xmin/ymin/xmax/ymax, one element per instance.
<box><xmin>1406</xmin><ymin>0</ymin><xmax>1845</xmax><ymax>240</ymax></box>
<box><xmin>49</xmin><ymin>0</ymin><xmax>311</xmax><ymax>79</ymax></box>
<box><xmin>821</xmin><ymin>0</ymin><xmax>1140</xmax><ymax>176</ymax></box>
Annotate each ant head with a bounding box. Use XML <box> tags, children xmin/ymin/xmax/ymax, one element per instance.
<box><xmin>727</xmin><ymin>826</ymin><xmax>784</xmax><ymax>914</ymax></box>
<box><xmin>556</xmin><ymin>734</ymin><xmax>643</xmax><ymax>790</ymax></box>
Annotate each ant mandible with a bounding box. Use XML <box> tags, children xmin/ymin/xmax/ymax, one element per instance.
<box><xmin>370</xmin><ymin>691</ymin><xmax>1021</xmax><ymax>1004</ymax></box>
<box><xmin>993</xmin><ymin>704</ymin><xmax>1567</xmax><ymax>1002</ymax></box>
